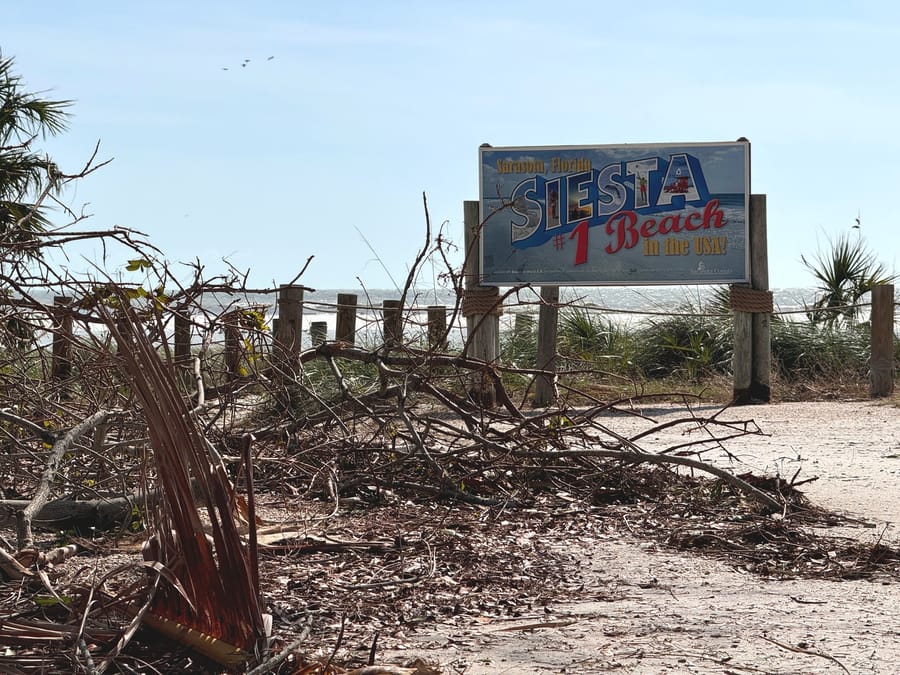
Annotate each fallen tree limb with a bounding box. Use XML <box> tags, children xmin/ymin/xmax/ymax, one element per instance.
<box><xmin>15</xmin><ymin>409</ymin><xmax>119</xmax><ymax>549</ymax></box>
<box><xmin>1</xmin><ymin>495</ymin><xmax>138</xmax><ymax>533</ymax></box>
<box><xmin>0</xmin><ymin>475</ymin><xmax>213</xmax><ymax>537</ymax></box>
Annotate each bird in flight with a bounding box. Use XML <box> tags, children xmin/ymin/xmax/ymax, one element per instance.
<box><xmin>222</xmin><ymin>56</ymin><xmax>274</xmax><ymax>70</ymax></box>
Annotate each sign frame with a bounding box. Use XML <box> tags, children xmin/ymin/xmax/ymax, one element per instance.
<box><xmin>478</xmin><ymin>141</ymin><xmax>750</xmax><ymax>286</ymax></box>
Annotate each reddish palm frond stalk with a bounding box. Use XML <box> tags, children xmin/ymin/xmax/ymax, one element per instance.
<box><xmin>103</xmin><ymin>305</ymin><xmax>268</xmax><ymax>666</ymax></box>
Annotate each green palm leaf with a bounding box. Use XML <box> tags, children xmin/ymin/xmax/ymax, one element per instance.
<box><xmin>801</xmin><ymin>232</ymin><xmax>895</xmax><ymax>326</ymax></box>
<box><xmin>0</xmin><ymin>51</ymin><xmax>72</xmax><ymax>257</ymax></box>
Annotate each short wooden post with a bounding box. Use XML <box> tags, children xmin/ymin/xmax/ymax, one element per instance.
<box><xmin>335</xmin><ymin>293</ymin><xmax>358</xmax><ymax>344</ymax></box>
<box><xmin>275</xmin><ymin>285</ymin><xmax>304</xmax><ymax>367</ymax></box>
<box><xmin>869</xmin><ymin>284</ymin><xmax>894</xmax><ymax>398</ymax></box>
<box><xmin>427</xmin><ymin>305</ymin><xmax>447</xmax><ymax>350</ymax></box>
<box><xmin>463</xmin><ymin>200</ymin><xmax>500</xmax><ymax>406</ymax></box>
<box><xmin>533</xmin><ymin>286</ymin><xmax>559</xmax><ymax>407</ymax></box>
<box><xmin>382</xmin><ymin>300</ymin><xmax>403</xmax><ymax>345</ymax></box>
<box><xmin>51</xmin><ymin>296</ymin><xmax>73</xmax><ymax>381</ymax></box>
<box><xmin>223</xmin><ymin>311</ymin><xmax>241</xmax><ymax>380</ymax></box>
<box><xmin>173</xmin><ymin>311</ymin><xmax>192</xmax><ymax>390</ymax></box>
<box><xmin>310</xmin><ymin>321</ymin><xmax>328</xmax><ymax>346</ymax></box>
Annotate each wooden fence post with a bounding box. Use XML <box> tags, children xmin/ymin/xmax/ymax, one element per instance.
<box><xmin>275</xmin><ymin>285</ymin><xmax>304</xmax><ymax>368</ymax></box>
<box><xmin>335</xmin><ymin>293</ymin><xmax>358</xmax><ymax>344</ymax></box>
<box><xmin>223</xmin><ymin>311</ymin><xmax>241</xmax><ymax>380</ymax></box>
<box><xmin>427</xmin><ymin>305</ymin><xmax>447</xmax><ymax>350</ymax></box>
<box><xmin>533</xmin><ymin>286</ymin><xmax>559</xmax><ymax>407</ymax></box>
<box><xmin>378</xmin><ymin>300</ymin><xmax>402</xmax><ymax>393</ymax></box>
<box><xmin>173</xmin><ymin>311</ymin><xmax>192</xmax><ymax>390</ymax></box>
<box><xmin>870</xmin><ymin>284</ymin><xmax>895</xmax><ymax>398</ymax></box>
<box><xmin>51</xmin><ymin>296</ymin><xmax>72</xmax><ymax>381</ymax></box>
<box><xmin>382</xmin><ymin>300</ymin><xmax>403</xmax><ymax>345</ymax></box>
<box><xmin>463</xmin><ymin>200</ymin><xmax>500</xmax><ymax>407</ymax></box>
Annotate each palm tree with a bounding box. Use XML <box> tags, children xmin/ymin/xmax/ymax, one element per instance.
<box><xmin>801</xmin><ymin>232</ymin><xmax>895</xmax><ymax>326</ymax></box>
<box><xmin>0</xmin><ymin>51</ymin><xmax>71</xmax><ymax>254</ymax></box>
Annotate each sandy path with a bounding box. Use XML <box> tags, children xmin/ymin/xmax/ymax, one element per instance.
<box><xmin>386</xmin><ymin>400</ymin><xmax>900</xmax><ymax>674</ymax></box>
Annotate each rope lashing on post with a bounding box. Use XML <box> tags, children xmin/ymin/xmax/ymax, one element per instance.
<box><xmin>462</xmin><ymin>287</ymin><xmax>504</xmax><ymax>317</ymax></box>
<box><xmin>729</xmin><ymin>285</ymin><xmax>774</xmax><ymax>313</ymax></box>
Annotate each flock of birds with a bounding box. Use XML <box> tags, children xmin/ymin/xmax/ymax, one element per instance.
<box><xmin>222</xmin><ymin>56</ymin><xmax>274</xmax><ymax>71</ymax></box>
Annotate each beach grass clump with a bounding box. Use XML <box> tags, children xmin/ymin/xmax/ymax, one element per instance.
<box><xmin>500</xmin><ymin>313</ymin><xmax>538</xmax><ymax>369</ymax></box>
<box><xmin>499</xmin><ymin>313</ymin><xmax>540</xmax><ymax>392</ymax></box>
<box><xmin>557</xmin><ymin>306</ymin><xmax>638</xmax><ymax>375</ymax></box>
<box><xmin>770</xmin><ymin>319</ymin><xmax>871</xmax><ymax>380</ymax></box>
<box><xmin>630</xmin><ymin>304</ymin><xmax>733</xmax><ymax>383</ymax></box>
<box><xmin>540</xmin><ymin>298</ymin><xmax>737</xmax><ymax>398</ymax></box>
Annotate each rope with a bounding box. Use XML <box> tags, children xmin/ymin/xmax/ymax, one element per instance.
<box><xmin>462</xmin><ymin>287</ymin><xmax>503</xmax><ymax>317</ymax></box>
<box><xmin>730</xmin><ymin>285</ymin><xmax>774</xmax><ymax>314</ymax></box>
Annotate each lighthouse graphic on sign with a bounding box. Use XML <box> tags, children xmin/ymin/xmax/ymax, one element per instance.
<box><xmin>660</xmin><ymin>158</ymin><xmax>700</xmax><ymax>203</ymax></box>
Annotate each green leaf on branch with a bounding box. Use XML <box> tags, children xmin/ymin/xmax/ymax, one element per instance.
<box><xmin>125</xmin><ymin>258</ymin><xmax>151</xmax><ymax>272</ymax></box>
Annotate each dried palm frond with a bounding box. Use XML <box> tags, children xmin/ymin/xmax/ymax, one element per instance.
<box><xmin>102</xmin><ymin>303</ymin><xmax>269</xmax><ymax>666</ymax></box>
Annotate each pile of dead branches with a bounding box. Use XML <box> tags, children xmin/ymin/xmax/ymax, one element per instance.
<box><xmin>1</xmin><ymin>197</ymin><xmax>898</xmax><ymax>673</ymax></box>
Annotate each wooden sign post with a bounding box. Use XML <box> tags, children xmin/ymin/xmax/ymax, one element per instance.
<box><xmin>869</xmin><ymin>284</ymin><xmax>895</xmax><ymax>397</ymax></box>
<box><xmin>732</xmin><ymin>194</ymin><xmax>771</xmax><ymax>403</ymax></box>
<box><xmin>463</xmin><ymin>200</ymin><xmax>500</xmax><ymax>407</ymax></box>
<box><xmin>533</xmin><ymin>286</ymin><xmax>559</xmax><ymax>407</ymax></box>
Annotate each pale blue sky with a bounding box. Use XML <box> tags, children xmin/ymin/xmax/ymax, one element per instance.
<box><xmin>4</xmin><ymin>1</ymin><xmax>898</xmax><ymax>291</ymax></box>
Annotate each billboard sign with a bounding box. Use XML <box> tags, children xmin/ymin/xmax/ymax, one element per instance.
<box><xmin>478</xmin><ymin>141</ymin><xmax>750</xmax><ymax>285</ymax></box>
